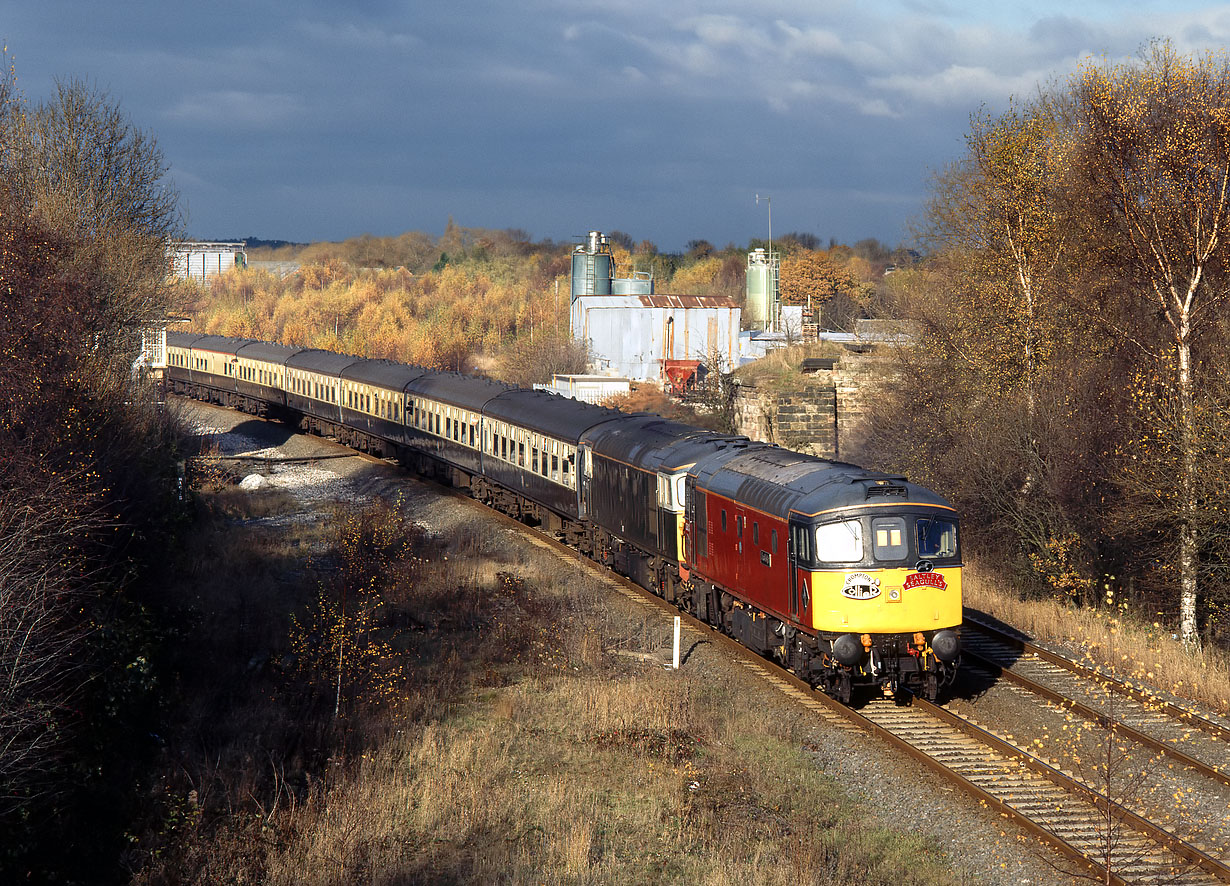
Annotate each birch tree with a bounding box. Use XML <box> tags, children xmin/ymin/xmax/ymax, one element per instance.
<box><xmin>1064</xmin><ymin>42</ymin><xmax>1230</xmax><ymax>648</ymax></box>
<box><xmin>925</xmin><ymin>104</ymin><xmax>1067</xmax><ymax>413</ymax></box>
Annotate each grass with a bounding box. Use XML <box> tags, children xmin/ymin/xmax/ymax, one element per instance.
<box><xmin>734</xmin><ymin>341</ymin><xmax>847</xmax><ymax>393</ymax></box>
<box><xmin>962</xmin><ymin>559</ymin><xmax>1230</xmax><ymax>716</ymax></box>
<box><xmin>130</xmin><ymin>486</ymin><xmax>957</xmax><ymax>886</ymax></box>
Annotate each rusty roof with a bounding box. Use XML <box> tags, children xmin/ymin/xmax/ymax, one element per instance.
<box><xmin>638</xmin><ymin>293</ymin><xmax>739</xmax><ymax>309</ymax></box>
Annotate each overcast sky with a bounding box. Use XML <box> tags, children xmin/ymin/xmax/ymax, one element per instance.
<box><xmin>4</xmin><ymin>2</ymin><xmax>1230</xmax><ymax>251</ymax></box>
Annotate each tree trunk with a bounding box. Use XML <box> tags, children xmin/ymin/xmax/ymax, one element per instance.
<box><xmin>1176</xmin><ymin>318</ymin><xmax>1200</xmax><ymax>650</ymax></box>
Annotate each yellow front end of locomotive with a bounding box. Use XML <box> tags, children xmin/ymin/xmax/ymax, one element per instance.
<box><xmin>809</xmin><ymin>567</ymin><xmax>962</xmax><ymax>634</ymax></box>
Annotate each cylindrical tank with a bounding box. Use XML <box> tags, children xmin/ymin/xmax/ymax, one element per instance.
<box><xmin>612</xmin><ymin>271</ymin><xmax>654</xmax><ymax>295</ymax></box>
<box><xmin>745</xmin><ymin>248</ymin><xmax>778</xmax><ymax>331</ymax></box>
<box><xmin>570</xmin><ymin>231</ymin><xmax>614</xmax><ymax>300</ymax></box>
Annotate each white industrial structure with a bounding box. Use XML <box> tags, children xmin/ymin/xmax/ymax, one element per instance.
<box><xmin>535</xmin><ymin>374</ymin><xmax>632</xmax><ymax>403</ymax></box>
<box><xmin>171</xmin><ymin>241</ymin><xmax>247</xmax><ymax>282</ymax></box>
<box><xmin>570</xmin><ymin>292</ymin><xmax>740</xmax><ymax>384</ymax></box>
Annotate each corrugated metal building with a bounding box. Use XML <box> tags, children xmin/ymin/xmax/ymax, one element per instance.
<box><xmin>171</xmin><ymin>241</ymin><xmax>247</xmax><ymax>282</ymax></box>
<box><xmin>571</xmin><ymin>293</ymin><xmax>740</xmax><ymax>382</ymax></box>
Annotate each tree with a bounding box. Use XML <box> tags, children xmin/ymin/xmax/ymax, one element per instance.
<box><xmin>1063</xmin><ymin>42</ymin><xmax>1230</xmax><ymax>648</ymax></box>
<box><xmin>924</xmin><ymin>103</ymin><xmax>1067</xmax><ymax>416</ymax></box>
<box><xmin>778</xmin><ymin>249</ymin><xmax>860</xmax><ymax>328</ymax></box>
<box><xmin>0</xmin><ymin>76</ymin><xmax>180</xmax><ymax>364</ymax></box>
<box><xmin>0</xmin><ymin>65</ymin><xmax>185</xmax><ymax>874</ymax></box>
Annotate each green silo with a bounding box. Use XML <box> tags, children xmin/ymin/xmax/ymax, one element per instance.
<box><xmin>745</xmin><ymin>248</ymin><xmax>779</xmax><ymax>331</ymax></box>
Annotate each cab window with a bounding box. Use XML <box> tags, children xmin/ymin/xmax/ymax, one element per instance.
<box><xmin>815</xmin><ymin>519</ymin><xmax>862</xmax><ymax>562</ymax></box>
<box><xmin>917</xmin><ymin>518</ymin><xmax>958</xmax><ymax>558</ymax></box>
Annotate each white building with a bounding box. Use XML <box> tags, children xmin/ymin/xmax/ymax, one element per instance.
<box><xmin>171</xmin><ymin>241</ymin><xmax>247</xmax><ymax>282</ymax></box>
<box><xmin>571</xmin><ymin>293</ymin><xmax>741</xmax><ymax>383</ymax></box>
<box><xmin>535</xmin><ymin>374</ymin><xmax>631</xmax><ymax>404</ymax></box>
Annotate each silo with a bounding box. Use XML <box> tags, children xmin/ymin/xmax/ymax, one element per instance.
<box><xmin>745</xmin><ymin>248</ymin><xmax>779</xmax><ymax>331</ymax></box>
<box><xmin>571</xmin><ymin>231</ymin><xmax>614</xmax><ymax>300</ymax></box>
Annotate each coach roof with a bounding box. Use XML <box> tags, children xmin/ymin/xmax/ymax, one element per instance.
<box><xmin>341</xmin><ymin>358</ymin><xmax>429</xmax><ymax>390</ymax></box>
<box><xmin>237</xmin><ymin>340</ymin><xmax>303</xmax><ymax>365</ymax></box>
<box><xmin>407</xmin><ymin>372</ymin><xmax>516</xmax><ymax>413</ymax></box>
<box><xmin>483</xmin><ymin>389</ymin><xmax>623</xmax><ymax>441</ymax></box>
<box><xmin>286</xmin><ymin>349</ymin><xmax>361</xmax><ymax>376</ymax></box>
<box><xmin>184</xmin><ymin>334</ymin><xmax>252</xmax><ymax>356</ymax></box>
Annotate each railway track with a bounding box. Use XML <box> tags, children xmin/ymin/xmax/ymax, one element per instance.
<box><xmin>189</xmin><ymin>402</ymin><xmax>1230</xmax><ymax>884</ymax></box>
<box><xmin>962</xmin><ymin>614</ymin><xmax>1230</xmax><ymax>747</ymax></box>
<box><xmin>499</xmin><ymin>519</ymin><xmax>1230</xmax><ymax>885</ymax></box>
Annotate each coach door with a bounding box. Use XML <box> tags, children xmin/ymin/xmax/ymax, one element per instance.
<box><xmin>734</xmin><ymin>506</ymin><xmax>749</xmax><ymax>585</ymax></box>
<box><xmin>577</xmin><ymin>445</ymin><xmax>592</xmax><ymax>518</ymax></box>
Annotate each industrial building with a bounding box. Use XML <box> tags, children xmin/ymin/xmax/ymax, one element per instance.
<box><xmin>568</xmin><ymin>231</ymin><xmax>742</xmax><ymax>385</ymax></box>
<box><xmin>171</xmin><ymin>241</ymin><xmax>247</xmax><ymax>282</ymax></box>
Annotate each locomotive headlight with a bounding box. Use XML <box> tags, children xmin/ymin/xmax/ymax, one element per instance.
<box><xmin>831</xmin><ymin>633</ymin><xmax>863</xmax><ymax>666</ymax></box>
<box><xmin>931</xmin><ymin>629</ymin><xmax>960</xmax><ymax>662</ymax></box>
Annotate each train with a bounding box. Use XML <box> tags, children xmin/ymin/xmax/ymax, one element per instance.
<box><xmin>165</xmin><ymin>332</ymin><xmax>962</xmax><ymax>703</ymax></box>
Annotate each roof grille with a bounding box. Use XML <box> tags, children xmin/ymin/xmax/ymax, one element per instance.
<box><xmin>865</xmin><ymin>482</ymin><xmax>907</xmax><ymax>499</ymax></box>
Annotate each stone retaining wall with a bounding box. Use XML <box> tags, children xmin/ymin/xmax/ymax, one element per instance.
<box><xmin>733</xmin><ymin>350</ymin><xmax>895</xmax><ymax>459</ymax></box>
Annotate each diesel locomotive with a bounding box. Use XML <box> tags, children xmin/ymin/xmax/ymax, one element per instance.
<box><xmin>166</xmin><ymin>332</ymin><xmax>962</xmax><ymax>702</ymax></box>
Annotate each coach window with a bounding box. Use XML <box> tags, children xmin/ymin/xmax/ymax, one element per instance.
<box><xmin>736</xmin><ymin>515</ymin><xmax>744</xmax><ymax>538</ymax></box>
<box><xmin>753</xmin><ymin>522</ymin><xmax>760</xmax><ymax>546</ymax></box>
<box><xmin>721</xmin><ymin>510</ymin><xmax>727</xmax><ymax>533</ymax></box>
<box><xmin>871</xmin><ymin>517</ymin><xmax>907</xmax><ymax>561</ymax></box>
<box><xmin>771</xmin><ymin>529</ymin><xmax>778</xmax><ymax>553</ymax></box>
<box><xmin>563</xmin><ymin>453</ymin><xmax>572</xmax><ymax>486</ymax></box>
<box><xmin>551</xmin><ymin>453</ymin><xmax>559</xmax><ymax>481</ymax></box>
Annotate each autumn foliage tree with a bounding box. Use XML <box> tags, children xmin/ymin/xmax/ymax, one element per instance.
<box><xmin>1061</xmin><ymin>42</ymin><xmax>1230</xmax><ymax>648</ymax></box>
<box><xmin>867</xmin><ymin>41</ymin><xmax>1230</xmax><ymax>647</ymax></box>
<box><xmin>778</xmin><ymin>249</ymin><xmax>862</xmax><ymax>329</ymax></box>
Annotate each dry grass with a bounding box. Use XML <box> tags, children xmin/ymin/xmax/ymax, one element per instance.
<box><xmin>963</xmin><ymin>559</ymin><xmax>1230</xmax><ymax>716</ymax></box>
<box><xmin>250</xmin><ymin>665</ymin><xmax>950</xmax><ymax>886</ymax></box>
<box><xmin>132</xmin><ymin>490</ymin><xmax>955</xmax><ymax>886</ymax></box>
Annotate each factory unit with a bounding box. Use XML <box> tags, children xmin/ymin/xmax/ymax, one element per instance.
<box><xmin>571</xmin><ymin>291</ymin><xmax>741</xmax><ymax>382</ymax></box>
<box><xmin>171</xmin><ymin>241</ymin><xmax>248</xmax><ymax>282</ymax></box>
<box><xmin>569</xmin><ymin>231</ymin><xmax>741</xmax><ymax>384</ymax></box>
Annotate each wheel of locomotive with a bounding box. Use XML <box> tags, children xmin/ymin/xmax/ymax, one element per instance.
<box><xmin>824</xmin><ymin>669</ymin><xmax>852</xmax><ymax>705</ymax></box>
<box><xmin>924</xmin><ymin>669</ymin><xmax>939</xmax><ymax>703</ymax></box>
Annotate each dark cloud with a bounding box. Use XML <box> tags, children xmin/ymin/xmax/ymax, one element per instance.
<box><xmin>2</xmin><ymin>0</ymin><xmax>1228</xmax><ymax>248</ymax></box>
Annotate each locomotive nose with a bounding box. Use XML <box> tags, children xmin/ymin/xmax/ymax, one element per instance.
<box><xmin>931</xmin><ymin>629</ymin><xmax>960</xmax><ymax>662</ymax></box>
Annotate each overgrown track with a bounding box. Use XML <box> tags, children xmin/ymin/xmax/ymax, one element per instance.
<box><xmin>962</xmin><ymin>616</ymin><xmax>1230</xmax><ymax>774</ymax></box>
